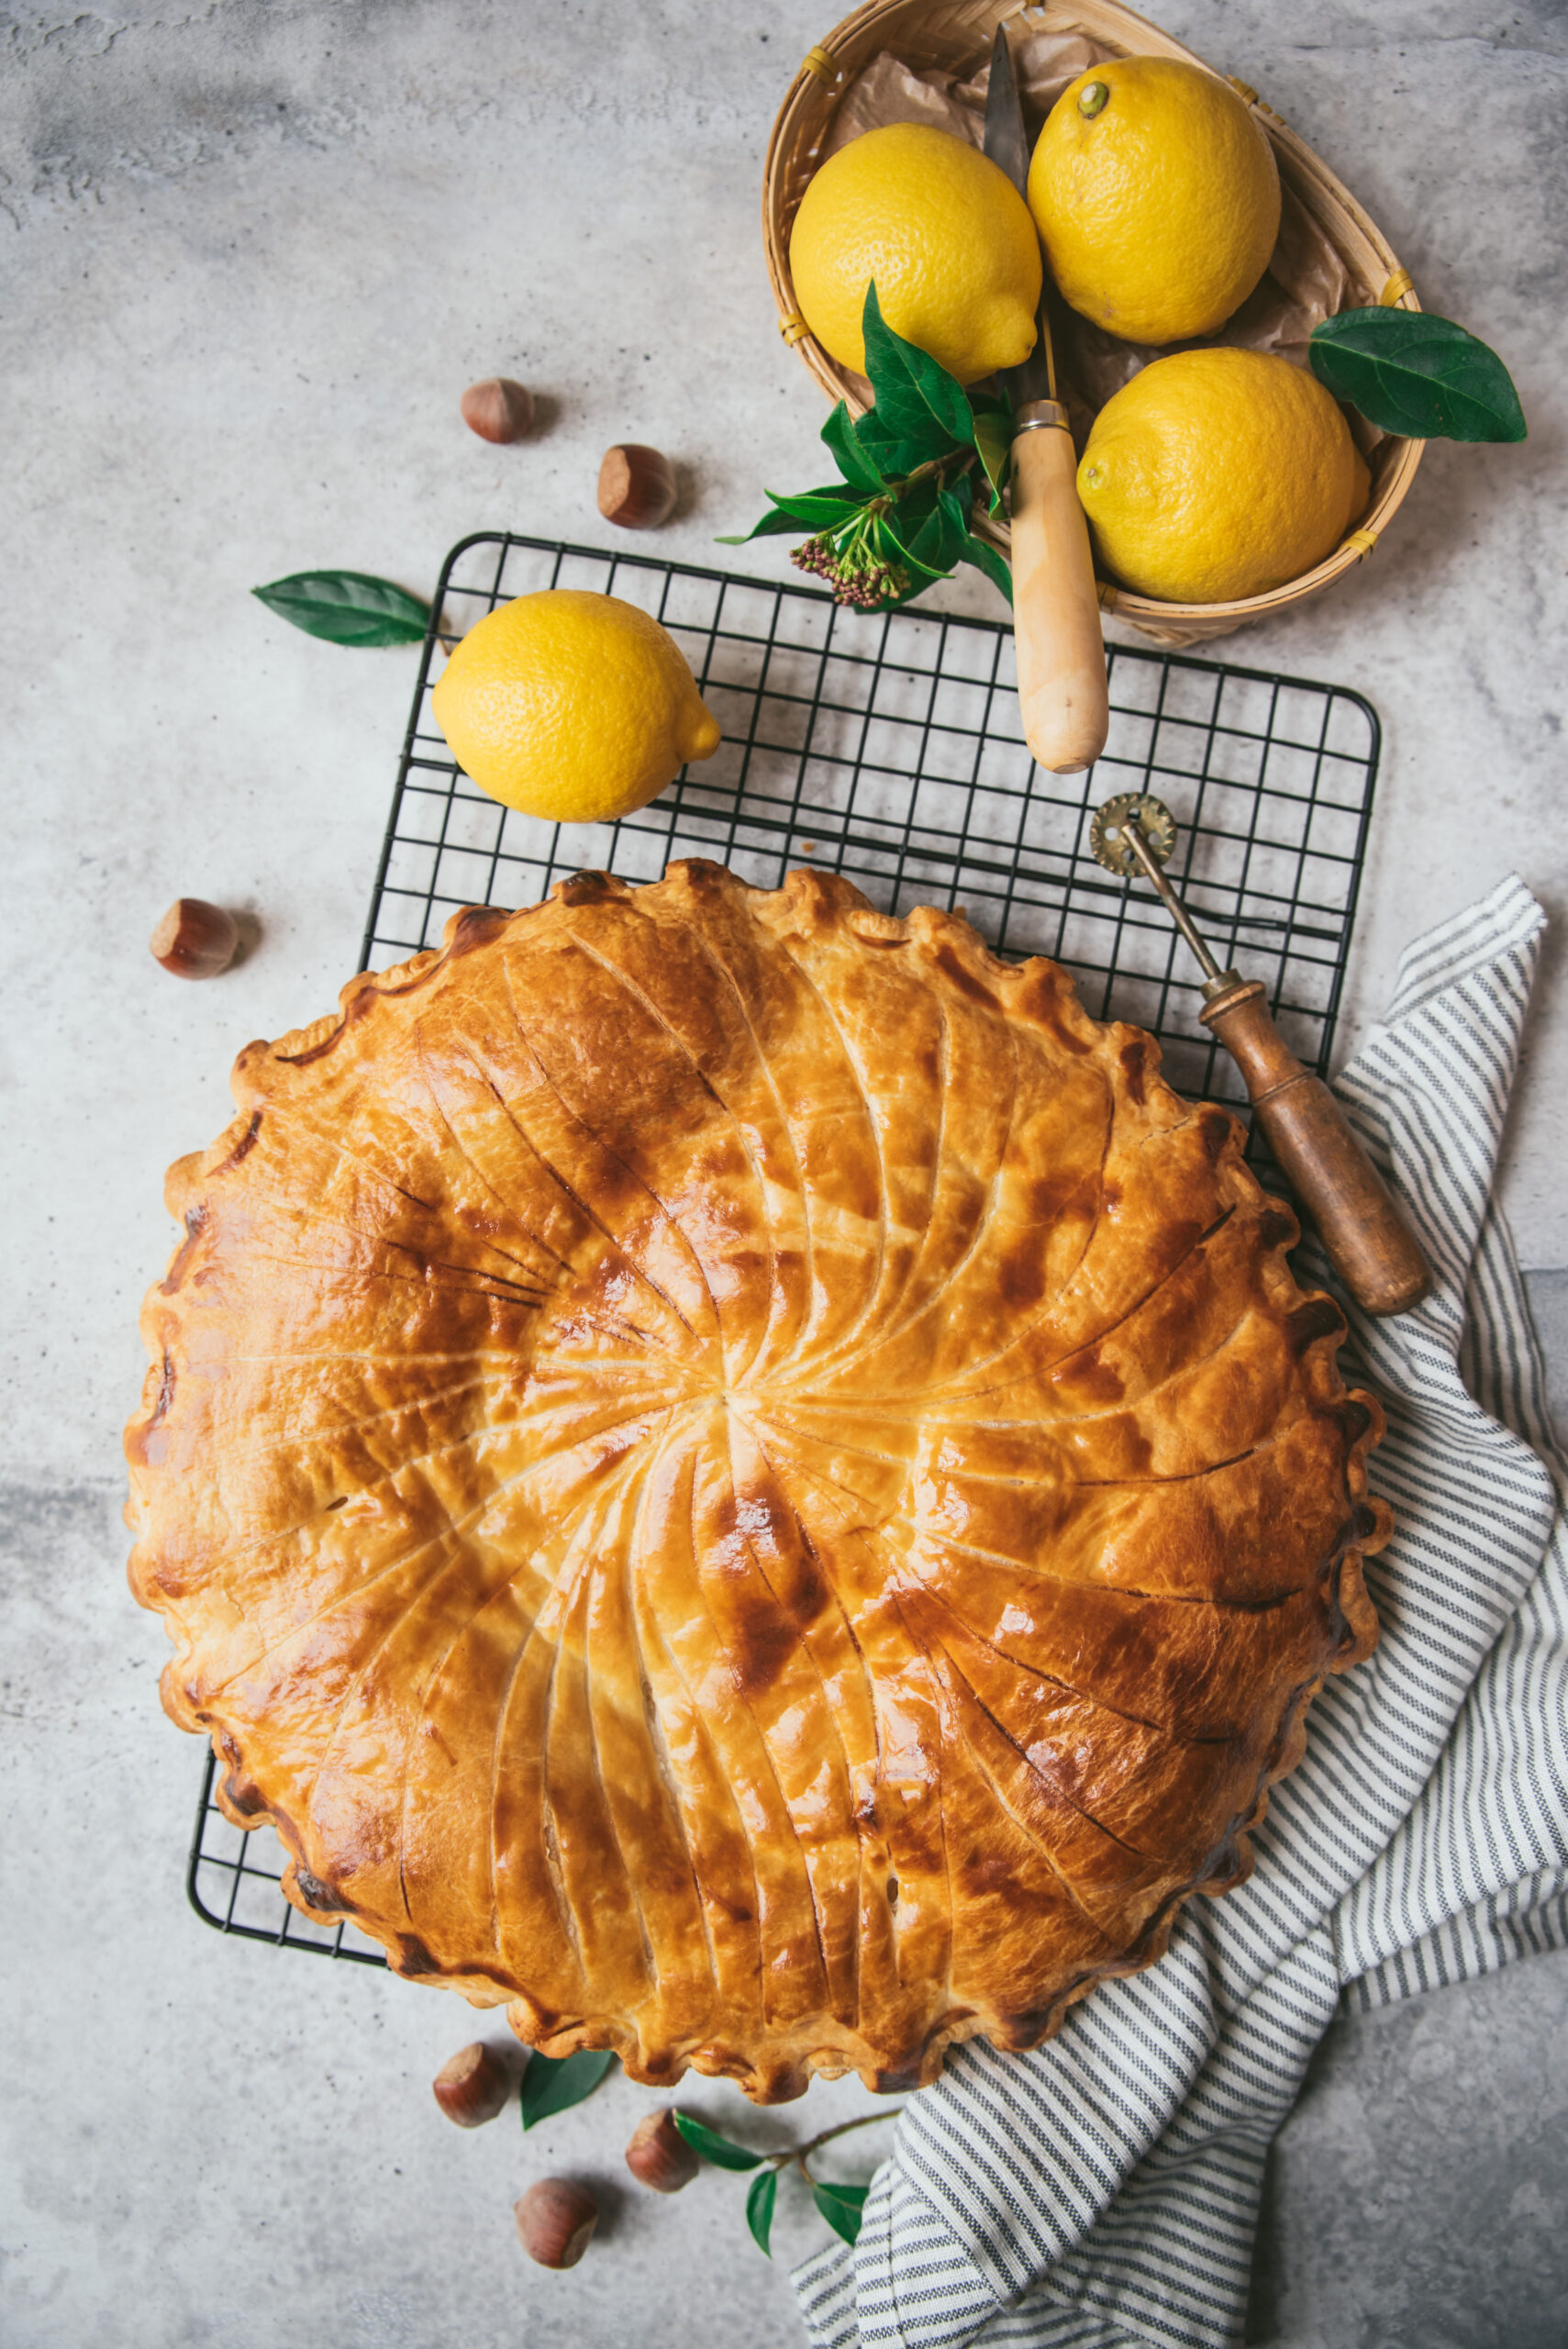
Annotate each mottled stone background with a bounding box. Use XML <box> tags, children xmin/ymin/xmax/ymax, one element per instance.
<box><xmin>2</xmin><ymin>5</ymin><xmax>1564</xmax><ymax>2344</ymax></box>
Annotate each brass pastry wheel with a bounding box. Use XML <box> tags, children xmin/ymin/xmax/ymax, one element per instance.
<box><xmin>1090</xmin><ymin>789</ymin><xmax>1428</xmax><ymax>1316</ymax></box>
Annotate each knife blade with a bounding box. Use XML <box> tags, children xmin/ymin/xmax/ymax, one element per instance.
<box><xmin>983</xmin><ymin>25</ymin><xmax>1108</xmax><ymax>775</ymax></box>
<box><xmin>984</xmin><ymin>28</ymin><xmax>1053</xmax><ymax>411</ymax></box>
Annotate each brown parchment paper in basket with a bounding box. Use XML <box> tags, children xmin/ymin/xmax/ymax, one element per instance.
<box><xmin>820</xmin><ymin>31</ymin><xmax>1381</xmax><ymax>462</ymax></box>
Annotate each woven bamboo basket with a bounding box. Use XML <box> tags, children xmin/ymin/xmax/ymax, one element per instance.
<box><xmin>763</xmin><ymin>0</ymin><xmax>1424</xmax><ymax>646</ymax></box>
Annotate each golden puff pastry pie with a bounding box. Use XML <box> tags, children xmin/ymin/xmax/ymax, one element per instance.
<box><xmin>127</xmin><ymin>861</ymin><xmax>1386</xmax><ymax>2102</ymax></box>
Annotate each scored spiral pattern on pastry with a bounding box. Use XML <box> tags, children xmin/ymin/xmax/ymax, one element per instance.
<box><xmin>127</xmin><ymin>862</ymin><xmax>1385</xmax><ymax>2101</ymax></box>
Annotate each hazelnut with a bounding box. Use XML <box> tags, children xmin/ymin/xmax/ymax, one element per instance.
<box><xmin>514</xmin><ymin>2177</ymin><xmax>598</xmax><ymax>2269</ymax></box>
<box><xmin>461</xmin><ymin>377</ymin><xmax>535</xmax><ymax>443</ymax></box>
<box><xmin>597</xmin><ymin>443</ymin><xmax>676</xmax><ymax>530</ymax></box>
<box><xmin>432</xmin><ymin>2041</ymin><xmax>510</xmax><ymax>2128</ymax></box>
<box><xmin>625</xmin><ymin>2108</ymin><xmax>700</xmax><ymax>2194</ymax></box>
<box><xmin>150</xmin><ymin>897</ymin><xmax>239</xmax><ymax>979</ymax></box>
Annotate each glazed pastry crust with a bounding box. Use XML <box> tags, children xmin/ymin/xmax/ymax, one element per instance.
<box><xmin>127</xmin><ymin>863</ymin><xmax>1386</xmax><ymax>2101</ymax></box>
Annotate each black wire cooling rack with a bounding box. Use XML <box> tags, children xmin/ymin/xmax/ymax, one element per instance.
<box><xmin>186</xmin><ymin>528</ymin><xmax>1381</xmax><ymax>1959</ymax></box>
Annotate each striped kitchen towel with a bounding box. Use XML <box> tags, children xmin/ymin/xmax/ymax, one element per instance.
<box><xmin>795</xmin><ymin>874</ymin><xmax>1565</xmax><ymax>2349</ymax></box>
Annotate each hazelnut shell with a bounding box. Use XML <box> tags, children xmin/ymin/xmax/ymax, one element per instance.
<box><xmin>431</xmin><ymin>2041</ymin><xmax>510</xmax><ymax>2128</ymax></box>
<box><xmin>150</xmin><ymin>898</ymin><xmax>239</xmax><ymax>979</ymax></box>
<box><xmin>515</xmin><ymin>2177</ymin><xmax>598</xmax><ymax>2269</ymax></box>
<box><xmin>597</xmin><ymin>443</ymin><xmax>676</xmax><ymax>530</ymax></box>
<box><xmin>625</xmin><ymin>2108</ymin><xmax>700</xmax><ymax>2193</ymax></box>
<box><xmin>461</xmin><ymin>377</ymin><xmax>535</xmax><ymax>443</ymax></box>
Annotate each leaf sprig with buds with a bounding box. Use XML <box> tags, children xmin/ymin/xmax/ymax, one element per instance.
<box><xmin>721</xmin><ymin>283</ymin><xmax>1013</xmax><ymax>616</ymax></box>
<box><xmin>671</xmin><ymin>2106</ymin><xmax>899</xmax><ymax>2254</ymax></box>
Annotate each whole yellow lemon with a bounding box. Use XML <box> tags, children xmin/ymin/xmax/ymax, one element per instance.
<box><xmin>430</xmin><ymin>589</ymin><xmax>721</xmax><ymax>824</ymax></box>
<box><xmin>1029</xmin><ymin>58</ymin><xmax>1280</xmax><ymax>345</ymax></box>
<box><xmin>1077</xmin><ymin>349</ymin><xmax>1370</xmax><ymax>605</ymax></box>
<box><xmin>789</xmin><ymin>122</ymin><xmax>1041</xmax><ymax>385</ymax></box>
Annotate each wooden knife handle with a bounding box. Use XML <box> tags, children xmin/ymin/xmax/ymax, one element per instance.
<box><xmin>1008</xmin><ymin>406</ymin><xmax>1109</xmax><ymax>775</ymax></box>
<box><xmin>1201</xmin><ymin>978</ymin><xmax>1431</xmax><ymax>1317</ymax></box>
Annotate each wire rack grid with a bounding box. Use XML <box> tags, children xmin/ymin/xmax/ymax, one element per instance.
<box><xmin>187</xmin><ymin>528</ymin><xmax>1380</xmax><ymax>1959</ymax></box>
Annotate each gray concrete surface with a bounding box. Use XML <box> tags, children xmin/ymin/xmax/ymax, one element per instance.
<box><xmin>3</xmin><ymin>5</ymin><xmax>1566</xmax><ymax>2345</ymax></box>
<box><xmin>1249</xmin><ymin>1925</ymin><xmax>1568</xmax><ymax>2349</ymax></box>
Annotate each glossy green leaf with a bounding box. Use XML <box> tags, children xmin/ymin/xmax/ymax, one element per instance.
<box><xmin>959</xmin><ymin>533</ymin><xmax>1014</xmax><ymax>605</ymax></box>
<box><xmin>851</xmin><ymin>406</ymin><xmax>947</xmax><ymax>482</ymax></box>
<box><xmin>862</xmin><ymin>282</ymin><xmax>975</xmax><ymax>462</ymax></box>
<box><xmin>905</xmin><ymin>501</ymin><xmax>962</xmax><ymax>580</ymax></box>
<box><xmin>1308</xmin><ymin>308</ymin><xmax>1526</xmax><ymax>442</ymax></box>
<box><xmin>823</xmin><ymin>401</ymin><xmax>888</xmax><ymax>493</ymax></box>
<box><xmin>716</xmin><ymin>484</ymin><xmax>868</xmax><ymax>547</ymax></box>
<box><xmin>812</xmin><ymin>2180</ymin><xmax>871</xmax><ymax>2245</ymax></box>
<box><xmin>715</xmin><ymin>507</ymin><xmax>808</xmax><ymax>545</ymax></box>
<box><xmin>764</xmin><ymin>485</ymin><xmax>869</xmax><ymax>528</ymax></box>
<box><xmin>879</xmin><ymin>499</ymin><xmax>949</xmax><ymax>584</ymax></box>
<box><xmin>939</xmin><ymin>476</ymin><xmax>974</xmax><ymax>549</ymax></box>
<box><xmin>673</xmin><ymin>2110</ymin><xmax>764</xmax><ymax>2171</ymax></box>
<box><xmin>251</xmin><ymin>570</ymin><xmax>431</xmax><ymax>647</ymax></box>
<box><xmin>894</xmin><ymin>472</ymin><xmax>970</xmax><ymax>582</ymax></box>
<box><xmin>973</xmin><ymin>408</ymin><xmax>1013</xmax><ymax>513</ymax></box>
<box><xmin>518</xmin><ymin>2048</ymin><xmax>616</xmax><ymax>2131</ymax></box>
<box><xmin>746</xmin><ymin>2166</ymin><xmax>779</xmax><ymax>2255</ymax></box>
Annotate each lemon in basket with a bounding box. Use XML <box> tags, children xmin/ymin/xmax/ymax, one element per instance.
<box><xmin>1028</xmin><ymin>58</ymin><xmax>1280</xmax><ymax>345</ymax></box>
<box><xmin>430</xmin><ymin>589</ymin><xmax>721</xmax><ymax>825</ymax></box>
<box><xmin>789</xmin><ymin>122</ymin><xmax>1041</xmax><ymax>384</ymax></box>
<box><xmin>1076</xmin><ymin>349</ymin><xmax>1370</xmax><ymax>606</ymax></box>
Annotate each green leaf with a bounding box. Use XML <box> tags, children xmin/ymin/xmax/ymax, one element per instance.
<box><xmin>852</xmin><ymin>406</ymin><xmax>948</xmax><ymax>481</ymax></box>
<box><xmin>715</xmin><ymin>507</ymin><xmax>810</xmax><ymax>545</ymax></box>
<box><xmin>861</xmin><ymin>282</ymin><xmax>975</xmax><ymax>462</ymax></box>
<box><xmin>906</xmin><ymin>500</ymin><xmax>962</xmax><ymax>579</ymax></box>
<box><xmin>251</xmin><ymin>570</ymin><xmax>430</xmax><ymax>647</ymax></box>
<box><xmin>876</xmin><ymin>472</ymin><xmax>965</xmax><ymax>587</ymax></box>
<box><xmin>878</xmin><ymin>505</ymin><xmax>948</xmax><ymax>584</ymax></box>
<box><xmin>823</xmin><ymin>401</ymin><xmax>888</xmax><ymax>494</ymax></box>
<box><xmin>518</xmin><ymin>2048</ymin><xmax>616</xmax><ymax>2130</ymax></box>
<box><xmin>763</xmin><ymin>485</ymin><xmax>871</xmax><ymax>529</ymax></box>
<box><xmin>812</xmin><ymin>2180</ymin><xmax>871</xmax><ymax>2245</ymax></box>
<box><xmin>716</xmin><ymin>484</ymin><xmax>869</xmax><ymax>547</ymax></box>
<box><xmin>1308</xmin><ymin>308</ymin><xmax>1527</xmax><ymax>442</ymax></box>
<box><xmin>959</xmin><ymin>533</ymin><xmax>1014</xmax><ymax>606</ymax></box>
<box><xmin>973</xmin><ymin>408</ymin><xmax>1014</xmax><ymax>514</ymax></box>
<box><xmin>938</xmin><ymin>476</ymin><xmax>974</xmax><ymax>554</ymax></box>
<box><xmin>672</xmin><ymin>2110</ymin><xmax>764</xmax><ymax>2171</ymax></box>
<box><xmin>746</xmin><ymin>2166</ymin><xmax>779</xmax><ymax>2256</ymax></box>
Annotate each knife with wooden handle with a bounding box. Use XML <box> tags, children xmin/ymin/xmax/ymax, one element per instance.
<box><xmin>984</xmin><ymin>26</ymin><xmax>1109</xmax><ymax>775</ymax></box>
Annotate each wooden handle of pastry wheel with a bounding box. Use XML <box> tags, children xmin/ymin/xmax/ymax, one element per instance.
<box><xmin>1009</xmin><ymin>404</ymin><xmax>1109</xmax><ymax>775</ymax></box>
<box><xmin>1200</xmin><ymin>978</ymin><xmax>1432</xmax><ymax>1317</ymax></box>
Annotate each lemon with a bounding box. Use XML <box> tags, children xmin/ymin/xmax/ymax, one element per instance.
<box><xmin>430</xmin><ymin>589</ymin><xmax>721</xmax><ymax>823</ymax></box>
<box><xmin>1028</xmin><ymin>58</ymin><xmax>1280</xmax><ymax>345</ymax></box>
<box><xmin>789</xmin><ymin>123</ymin><xmax>1041</xmax><ymax>385</ymax></box>
<box><xmin>1077</xmin><ymin>349</ymin><xmax>1370</xmax><ymax>605</ymax></box>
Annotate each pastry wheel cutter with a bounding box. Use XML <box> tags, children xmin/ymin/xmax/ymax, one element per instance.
<box><xmin>1091</xmin><ymin>791</ymin><xmax>1430</xmax><ymax>1317</ymax></box>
